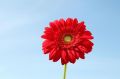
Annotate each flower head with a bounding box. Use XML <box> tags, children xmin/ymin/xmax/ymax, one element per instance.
<box><xmin>41</xmin><ymin>18</ymin><xmax>94</xmax><ymax>65</ymax></box>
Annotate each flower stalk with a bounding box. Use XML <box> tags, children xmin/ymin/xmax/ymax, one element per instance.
<box><xmin>63</xmin><ymin>64</ymin><xmax>67</xmax><ymax>79</ymax></box>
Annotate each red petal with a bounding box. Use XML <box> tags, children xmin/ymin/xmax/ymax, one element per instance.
<box><xmin>78</xmin><ymin>45</ymin><xmax>87</xmax><ymax>53</ymax></box>
<box><xmin>59</xmin><ymin>18</ymin><xmax>65</xmax><ymax>26</ymax></box>
<box><xmin>75</xmin><ymin>52</ymin><xmax>80</xmax><ymax>59</ymax></box>
<box><xmin>75</xmin><ymin>21</ymin><xmax>86</xmax><ymax>34</ymax></box>
<box><xmin>50</xmin><ymin>20</ymin><xmax>62</xmax><ymax>32</ymax></box>
<box><xmin>79</xmin><ymin>52</ymin><xmax>85</xmax><ymax>59</ymax></box>
<box><xmin>54</xmin><ymin>20</ymin><xmax>62</xmax><ymax>31</ymax></box>
<box><xmin>42</xmin><ymin>48</ymin><xmax>50</xmax><ymax>54</ymax></box>
<box><xmin>42</xmin><ymin>40</ymin><xmax>54</xmax><ymax>48</ymax></box>
<box><xmin>41</xmin><ymin>34</ymin><xmax>55</xmax><ymax>40</ymax></box>
<box><xmin>80</xmin><ymin>35</ymin><xmax>93</xmax><ymax>39</ymax></box>
<box><xmin>73</xmin><ymin>47</ymin><xmax>80</xmax><ymax>59</ymax></box>
<box><xmin>44</xmin><ymin>27</ymin><xmax>53</xmax><ymax>34</ymax></box>
<box><xmin>66</xmin><ymin>18</ymin><xmax>73</xmax><ymax>26</ymax></box>
<box><xmin>77</xmin><ymin>51</ymin><xmax>85</xmax><ymax>59</ymax></box>
<box><xmin>61</xmin><ymin>50</ymin><xmax>68</xmax><ymax>65</ymax></box>
<box><xmin>49</xmin><ymin>22</ymin><xmax>58</xmax><ymax>31</ymax></box>
<box><xmin>83</xmin><ymin>31</ymin><xmax>92</xmax><ymax>36</ymax></box>
<box><xmin>71</xmin><ymin>50</ymin><xmax>77</xmax><ymax>59</ymax></box>
<box><xmin>49</xmin><ymin>48</ymin><xmax>57</xmax><ymax>60</ymax></box>
<box><xmin>80</xmin><ymin>31</ymin><xmax>93</xmax><ymax>39</ymax></box>
<box><xmin>41</xmin><ymin>27</ymin><xmax>55</xmax><ymax>40</ymax></box>
<box><xmin>73</xmin><ymin>18</ymin><xmax>78</xmax><ymax>27</ymax></box>
<box><xmin>42</xmin><ymin>40</ymin><xmax>55</xmax><ymax>54</ymax></box>
<box><xmin>59</xmin><ymin>19</ymin><xmax>66</xmax><ymax>31</ymax></box>
<box><xmin>67</xmin><ymin>50</ymin><xmax>76</xmax><ymax>63</ymax></box>
<box><xmin>52</xmin><ymin>50</ymin><xmax>61</xmax><ymax>62</ymax></box>
<box><xmin>74</xmin><ymin>47</ymin><xmax>85</xmax><ymax>59</ymax></box>
<box><xmin>82</xmin><ymin>40</ymin><xmax>94</xmax><ymax>53</ymax></box>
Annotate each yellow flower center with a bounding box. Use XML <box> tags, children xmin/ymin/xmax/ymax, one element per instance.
<box><xmin>64</xmin><ymin>35</ymin><xmax>72</xmax><ymax>43</ymax></box>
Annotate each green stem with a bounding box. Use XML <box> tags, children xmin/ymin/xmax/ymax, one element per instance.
<box><xmin>63</xmin><ymin>64</ymin><xmax>67</xmax><ymax>79</ymax></box>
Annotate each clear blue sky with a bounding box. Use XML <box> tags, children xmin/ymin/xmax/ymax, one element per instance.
<box><xmin>0</xmin><ymin>0</ymin><xmax>120</xmax><ymax>79</ymax></box>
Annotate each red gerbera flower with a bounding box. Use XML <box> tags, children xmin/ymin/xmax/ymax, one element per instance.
<box><xmin>41</xmin><ymin>18</ymin><xmax>94</xmax><ymax>65</ymax></box>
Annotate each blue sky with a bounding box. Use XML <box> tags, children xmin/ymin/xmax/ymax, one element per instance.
<box><xmin>0</xmin><ymin>0</ymin><xmax>120</xmax><ymax>79</ymax></box>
